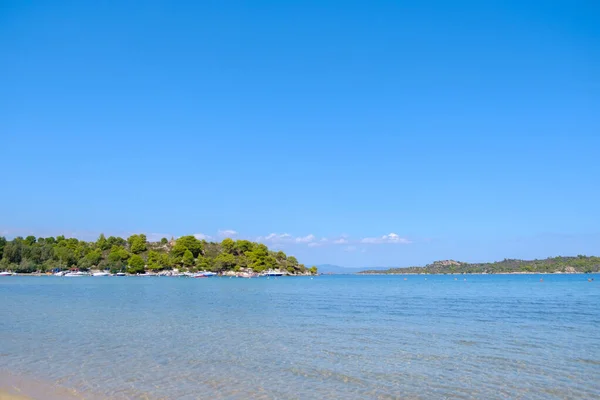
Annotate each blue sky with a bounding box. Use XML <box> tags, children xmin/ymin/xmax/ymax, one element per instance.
<box><xmin>1</xmin><ymin>1</ymin><xmax>599</xmax><ymax>267</ymax></box>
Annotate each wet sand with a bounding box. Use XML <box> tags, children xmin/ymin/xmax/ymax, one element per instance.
<box><xmin>0</xmin><ymin>370</ymin><xmax>101</xmax><ymax>400</ymax></box>
<box><xmin>0</xmin><ymin>391</ymin><xmax>30</xmax><ymax>400</ymax></box>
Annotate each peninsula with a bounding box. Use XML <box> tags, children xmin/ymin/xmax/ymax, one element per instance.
<box><xmin>359</xmin><ymin>257</ymin><xmax>600</xmax><ymax>275</ymax></box>
<box><xmin>0</xmin><ymin>234</ymin><xmax>318</xmax><ymax>276</ymax></box>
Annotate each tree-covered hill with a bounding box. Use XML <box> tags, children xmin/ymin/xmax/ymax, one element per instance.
<box><xmin>0</xmin><ymin>234</ymin><xmax>318</xmax><ymax>275</ymax></box>
<box><xmin>359</xmin><ymin>256</ymin><xmax>600</xmax><ymax>274</ymax></box>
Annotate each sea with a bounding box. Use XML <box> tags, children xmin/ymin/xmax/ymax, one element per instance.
<box><xmin>1</xmin><ymin>274</ymin><xmax>599</xmax><ymax>399</ymax></box>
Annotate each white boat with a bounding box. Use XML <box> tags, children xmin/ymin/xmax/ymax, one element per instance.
<box><xmin>0</xmin><ymin>271</ymin><xmax>13</xmax><ymax>276</ymax></box>
<box><xmin>64</xmin><ymin>271</ymin><xmax>88</xmax><ymax>277</ymax></box>
<box><xmin>54</xmin><ymin>271</ymin><xmax>66</xmax><ymax>276</ymax></box>
<box><xmin>193</xmin><ymin>271</ymin><xmax>217</xmax><ymax>278</ymax></box>
<box><xmin>92</xmin><ymin>271</ymin><xmax>111</xmax><ymax>277</ymax></box>
<box><xmin>262</xmin><ymin>270</ymin><xmax>283</xmax><ymax>277</ymax></box>
<box><xmin>115</xmin><ymin>272</ymin><xmax>126</xmax><ymax>276</ymax></box>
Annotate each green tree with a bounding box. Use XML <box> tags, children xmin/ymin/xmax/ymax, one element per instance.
<box><xmin>221</xmin><ymin>238</ymin><xmax>235</xmax><ymax>254</ymax></box>
<box><xmin>127</xmin><ymin>234</ymin><xmax>147</xmax><ymax>254</ymax></box>
<box><xmin>85</xmin><ymin>249</ymin><xmax>102</xmax><ymax>266</ymax></box>
<box><xmin>182</xmin><ymin>249</ymin><xmax>195</xmax><ymax>268</ymax></box>
<box><xmin>16</xmin><ymin>258</ymin><xmax>37</xmax><ymax>273</ymax></box>
<box><xmin>160</xmin><ymin>237</ymin><xmax>168</xmax><ymax>245</ymax></box>
<box><xmin>252</xmin><ymin>263</ymin><xmax>267</xmax><ymax>273</ymax></box>
<box><xmin>107</xmin><ymin>236</ymin><xmax>126</xmax><ymax>248</ymax></box>
<box><xmin>147</xmin><ymin>261</ymin><xmax>162</xmax><ymax>271</ymax></box>
<box><xmin>147</xmin><ymin>250</ymin><xmax>160</xmax><ymax>264</ymax></box>
<box><xmin>53</xmin><ymin>246</ymin><xmax>75</xmax><ymax>268</ymax></box>
<box><xmin>127</xmin><ymin>254</ymin><xmax>146</xmax><ymax>274</ymax></box>
<box><xmin>235</xmin><ymin>240</ymin><xmax>254</xmax><ymax>255</ymax></box>
<box><xmin>309</xmin><ymin>266</ymin><xmax>318</xmax><ymax>275</ymax></box>
<box><xmin>108</xmin><ymin>246</ymin><xmax>130</xmax><ymax>264</ymax></box>
<box><xmin>176</xmin><ymin>236</ymin><xmax>204</xmax><ymax>257</ymax></box>
<box><xmin>0</xmin><ymin>232</ymin><xmax>316</xmax><ymax>276</ymax></box>
<box><xmin>147</xmin><ymin>250</ymin><xmax>164</xmax><ymax>271</ymax></box>
<box><xmin>245</xmin><ymin>244</ymin><xmax>270</xmax><ymax>272</ymax></box>
<box><xmin>170</xmin><ymin>242</ymin><xmax>188</xmax><ymax>258</ymax></box>
<box><xmin>159</xmin><ymin>253</ymin><xmax>173</xmax><ymax>269</ymax></box>
<box><xmin>96</xmin><ymin>234</ymin><xmax>109</xmax><ymax>250</ymax></box>
<box><xmin>3</xmin><ymin>240</ymin><xmax>23</xmax><ymax>264</ymax></box>
<box><xmin>196</xmin><ymin>255</ymin><xmax>213</xmax><ymax>271</ymax></box>
<box><xmin>265</xmin><ymin>255</ymin><xmax>277</xmax><ymax>269</ymax></box>
<box><xmin>214</xmin><ymin>252</ymin><xmax>236</xmax><ymax>271</ymax></box>
<box><xmin>0</xmin><ymin>236</ymin><xmax>6</xmax><ymax>260</ymax></box>
<box><xmin>21</xmin><ymin>245</ymin><xmax>41</xmax><ymax>265</ymax></box>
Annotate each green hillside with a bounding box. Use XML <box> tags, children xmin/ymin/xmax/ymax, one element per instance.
<box><xmin>360</xmin><ymin>256</ymin><xmax>600</xmax><ymax>274</ymax></box>
<box><xmin>0</xmin><ymin>234</ymin><xmax>317</xmax><ymax>275</ymax></box>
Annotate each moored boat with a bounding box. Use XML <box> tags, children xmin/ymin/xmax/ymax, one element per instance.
<box><xmin>64</xmin><ymin>271</ymin><xmax>89</xmax><ymax>277</ymax></box>
<box><xmin>262</xmin><ymin>269</ymin><xmax>284</xmax><ymax>277</ymax></box>
<box><xmin>0</xmin><ymin>271</ymin><xmax>13</xmax><ymax>276</ymax></box>
<box><xmin>193</xmin><ymin>271</ymin><xmax>217</xmax><ymax>278</ymax></box>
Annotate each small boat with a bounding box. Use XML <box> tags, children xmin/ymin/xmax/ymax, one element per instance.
<box><xmin>263</xmin><ymin>270</ymin><xmax>283</xmax><ymax>277</ymax></box>
<box><xmin>0</xmin><ymin>271</ymin><xmax>13</xmax><ymax>276</ymax></box>
<box><xmin>64</xmin><ymin>271</ymin><xmax>88</xmax><ymax>277</ymax></box>
<box><xmin>115</xmin><ymin>272</ymin><xmax>126</xmax><ymax>276</ymax></box>
<box><xmin>193</xmin><ymin>271</ymin><xmax>217</xmax><ymax>278</ymax></box>
<box><xmin>92</xmin><ymin>271</ymin><xmax>111</xmax><ymax>277</ymax></box>
<box><xmin>54</xmin><ymin>271</ymin><xmax>66</xmax><ymax>276</ymax></box>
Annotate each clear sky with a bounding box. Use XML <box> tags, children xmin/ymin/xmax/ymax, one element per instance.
<box><xmin>1</xmin><ymin>1</ymin><xmax>599</xmax><ymax>267</ymax></box>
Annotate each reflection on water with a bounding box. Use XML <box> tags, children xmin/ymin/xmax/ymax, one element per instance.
<box><xmin>1</xmin><ymin>275</ymin><xmax>599</xmax><ymax>399</ymax></box>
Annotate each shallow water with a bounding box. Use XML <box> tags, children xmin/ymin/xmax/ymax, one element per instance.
<box><xmin>1</xmin><ymin>275</ymin><xmax>599</xmax><ymax>399</ymax></box>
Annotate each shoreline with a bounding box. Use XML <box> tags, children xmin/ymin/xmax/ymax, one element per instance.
<box><xmin>0</xmin><ymin>370</ymin><xmax>103</xmax><ymax>400</ymax></box>
<box><xmin>2</xmin><ymin>271</ymin><xmax>598</xmax><ymax>276</ymax></box>
<box><xmin>0</xmin><ymin>273</ymin><xmax>314</xmax><ymax>277</ymax></box>
<box><xmin>358</xmin><ymin>271</ymin><xmax>598</xmax><ymax>275</ymax></box>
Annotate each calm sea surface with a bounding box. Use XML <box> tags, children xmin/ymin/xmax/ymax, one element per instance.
<box><xmin>1</xmin><ymin>275</ymin><xmax>599</xmax><ymax>399</ymax></box>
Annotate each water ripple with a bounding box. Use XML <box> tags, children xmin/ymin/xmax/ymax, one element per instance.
<box><xmin>1</xmin><ymin>275</ymin><xmax>599</xmax><ymax>399</ymax></box>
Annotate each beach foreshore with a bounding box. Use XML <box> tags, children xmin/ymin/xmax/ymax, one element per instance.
<box><xmin>358</xmin><ymin>271</ymin><xmax>593</xmax><ymax>275</ymax></box>
<box><xmin>0</xmin><ymin>370</ymin><xmax>103</xmax><ymax>400</ymax></box>
<box><xmin>0</xmin><ymin>268</ymin><xmax>315</xmax><ymax>278</ymax></box>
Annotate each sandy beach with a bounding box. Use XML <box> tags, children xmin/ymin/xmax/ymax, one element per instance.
<box><xmin>0</xmin><ymin>390</ymin><xmax>29</xmax><ymax>400</ymax></box>
<box><xmin>0</xmin><ymin>371</ymin><xmax>99</xmax><ymax>400</ymax></box>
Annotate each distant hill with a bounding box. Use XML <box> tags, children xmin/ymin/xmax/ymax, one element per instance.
<box><xmin>359</xmin><ymin>256</ymin><xmax>600</xmax><ymax>274</ymax></box>
<box><xmin>317</xmin><ymin>264</ymin><xmax>389</xmax><ymax>274</ymax></box>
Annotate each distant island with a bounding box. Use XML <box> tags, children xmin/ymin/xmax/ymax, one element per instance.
<box><xmin>359</xmin><ymin>257</ymin><xmax>600</xmax><ymax>275</ymax></box>
<box><xmin>0</xmin><ymin>234</ymin><xmax>317</xmax><ymax>276</ymax></box>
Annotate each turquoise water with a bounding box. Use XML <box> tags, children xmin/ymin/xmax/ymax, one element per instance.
<box><xmin>1</xmin><ymin>275</ymin><xmax>599</xmax><ymax>399</ymax></box>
